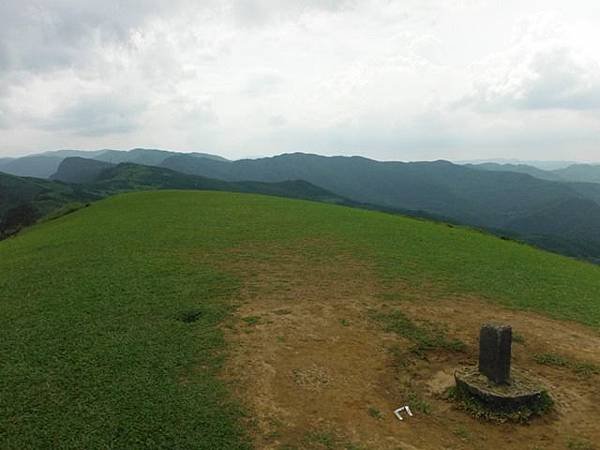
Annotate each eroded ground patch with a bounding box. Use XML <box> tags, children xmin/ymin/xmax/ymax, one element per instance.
<box><xmin>215</xmin><ymin>241</ymin><xmax>600</xmax><ymax>450</ymax></box>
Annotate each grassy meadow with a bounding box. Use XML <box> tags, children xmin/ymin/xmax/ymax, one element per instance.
<box><xmin>2</xmin><ymin>190</ymin><xmax>600</xmax><ymax>449</ymax></box>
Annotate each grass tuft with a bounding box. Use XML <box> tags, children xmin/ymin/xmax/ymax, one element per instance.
<box><xmin>176</xmin><ymin>309</ymin><xmax>203</xmax><ymax>323</ymax></box>
<box><xmin>406</xmin><ymin>391</ymin><xmax>433</xmax><ymax>415</ymax></box>
<box><xmin>302</xmin><ymin>430</ymin><xmax>365</xmax><ymax>450</ymax></box>
<box><xmin>512</xmin><ymin>333</ymin><xmax>525</xmax><ymax>344</ymax></box>
<box><xmin>367</xmin><ymin>406</ymin><xmax>383</xmax><ymax>420</ymax></box>
<box><xmin>372</xmin><ymin>309</ymin><xmax>466</xmax><ymax>357</ymax></box>
<box><xmin>242</xmin><ymin>315</ymin><xmax>261</xmax><ymax>326</ymax></box>
<box><xmin>567</xmin><ymin>438</ymin><xmax>596</xmax><ymax>450</ymax></box>
<box><xmin>453</xmin><ymin>426</ymin><xmax>470</xmax><ymax>440</ymax></box>
<box><xmin>534</xmin><ymin>353</ymin><xmax>600</xmax><ymax>378</ymax></box>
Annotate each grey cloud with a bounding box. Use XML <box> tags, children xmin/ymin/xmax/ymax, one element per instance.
<box><xmin>241</xmin><ymin>70</ymin><xmax>285</xmax><ymax>96</ymax></box>
<box><xmin>269</xmin><ymin>115</ymin><xmax>287</xmax><ymax>127</ymax></box>
<box><xmin>173</xmin><ymin>99</ymin><xmax>219</xmax><ymax>129</ymax></box>
<box><xmin>40</xmin><ymin>94</ymin><xmax>145</xmax><ymax>136</ymax></box>
<box><xmin>230</xmin><ymin>0</ymin><xmax>355</xmax><ymax>27</ymax></box>
<box><xmin>0</xmin><ymin>0</ymin><xmax>193</xmax><ymax>73</ymax></box>
<box><xmin>0</xmin><ymin>0</ymin><xmax>353</xmax><ymax>74</ymax></box>
<box><xmin>249</xmin><ymin>112</ymin><xmax>464</xmax><ymax>158</ymax></box>
<box><xmin>0</xmin><ymin>41</ymin><xmax>9</xmax><ymax>71</ymax></box>
<box><xmin>0</xmin><ymin>109</ymin><xmax>8</xmax><ymax>129</ymax></box>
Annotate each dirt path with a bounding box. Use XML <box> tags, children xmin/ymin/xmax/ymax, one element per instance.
<box><xmin>216</xmin><ymin>242</ymin><xmax>600</xmax><ymax>450</ymax></box>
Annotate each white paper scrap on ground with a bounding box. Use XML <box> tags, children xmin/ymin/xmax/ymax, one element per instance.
<box><xmin>394</xmin><ymin>406</ymin><xmax>413</xmax><ymax>421</ymax></box>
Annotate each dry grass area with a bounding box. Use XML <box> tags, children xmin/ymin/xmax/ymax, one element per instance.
<box><xmin>216</xmin><ymin>241</ymin><xmax>600</xmax><ymax>450</ymax></box>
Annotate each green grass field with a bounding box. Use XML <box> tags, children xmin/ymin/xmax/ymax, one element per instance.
<box><xmin>2</xmin><ymin>190</ymin><xmax>600</xmax><ymax>449</ymax></box>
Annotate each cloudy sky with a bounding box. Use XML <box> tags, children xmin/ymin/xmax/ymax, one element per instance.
<box><xmin>1</xmin><ymin>0</ymin><xmax>600</xmax><ymax>161</ymax></box>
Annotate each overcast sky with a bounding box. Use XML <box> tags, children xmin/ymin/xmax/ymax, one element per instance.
<box><xmin>2</xmin><ymin>0</ymin><xmax>600</xmax><ymax>161</ymax></box>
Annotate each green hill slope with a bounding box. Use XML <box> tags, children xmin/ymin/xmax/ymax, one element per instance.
<box><xmin>88</xmin><ymin>162</ymin><xmax>350</xmax><ymax>205</ymax></box>
<box><xmin>160</xmin><ymin>153</ymin><xmax>600</xmax><ymax>261</ymax></box>
<box><xmin>2</xmin><ymin>191</ymin><xmax>600</xmax><ymax>448</ymax></box>
<box><xmin>1</xmin><ymin>162</ymin><xmax>351</xmax><ymax>237</ymax></box>
<box><xmin>0</xmin><ymin>172</ymin><xmax>83</xmax><ymax>217</ymax></box>
<box><xmin>0</xmin><ymin>172</ymin><xmax>97</xmax><ymax>236</ymax></box>
<box><xmin>158</xmin><ymin>153</ymin><xmax>582</xmax><ymax>229</ymax></box>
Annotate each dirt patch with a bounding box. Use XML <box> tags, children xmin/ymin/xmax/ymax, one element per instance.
<box><xmin>215</xmin><ymin>241</ymin><xmax>600</xmax><ymax>450</ymax></box>
<box><xmin>399</xmin><ymin>296</ymin><xmax>600</xmax><ymax>446</ymax></box>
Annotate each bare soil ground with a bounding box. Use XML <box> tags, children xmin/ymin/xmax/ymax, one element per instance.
<box><xmin>216</xmin><ymin>242</ymin><xmax>600</xmax><ymax>450</ymax></box>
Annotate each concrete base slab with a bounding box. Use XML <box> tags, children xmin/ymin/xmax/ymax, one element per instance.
<box><xmin>454</xmin><ymin>366</ymin><xmax>546</xmax><ymax>410</ymax></box>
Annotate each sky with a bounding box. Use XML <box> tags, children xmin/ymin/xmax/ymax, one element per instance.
<box><xmin>1</xmin><ymin>0</ymin><xmax>600</xmax><ymax>161</ymax></box>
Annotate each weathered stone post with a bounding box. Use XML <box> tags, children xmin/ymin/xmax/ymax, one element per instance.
<box><xmin>478</xmin><ymin>323</ymin><xmax>512</xmax><ymax>384</ymax></box>
<box><xmin>454</xmin><ymin>323</ymin><xmax>549</xmax><ymax>417</ymax></box>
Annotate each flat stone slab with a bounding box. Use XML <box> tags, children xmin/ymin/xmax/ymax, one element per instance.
<box><xmin>455</xmin><ymin>366</ymin><xmax>546</xmax><ymax>409</ymax></box>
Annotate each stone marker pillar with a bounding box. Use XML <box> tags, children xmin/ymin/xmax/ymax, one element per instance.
<box><xmin>478</xmin><ymin>323</ymin><xmax>512</xmax><ymax>384</ymax></box>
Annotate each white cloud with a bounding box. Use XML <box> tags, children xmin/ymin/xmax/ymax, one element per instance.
<box><xmin>1</xmin><ymin>1</ymin><xmax>600</xmax><ymax>161</ymax></box>
<box><xmin>241</xmin><ymin>69</ymin><xmax>285</xmax><ymax>96</ymax></box>
<box><xmin>460</xmin><ymin>12</ymin><xmax>600</xmax><ymax>111</ymax></box>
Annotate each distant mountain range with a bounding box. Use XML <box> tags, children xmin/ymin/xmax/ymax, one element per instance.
<box><xmin>468</xmin><ymin>161</ymin><xmax>600</xmax><ymax>184</ymax></box>
<box><xmin>464</xmin><ymin>162</ymin><xmax>564</xmax><ymax>181</ymax></box>
<box><xmin>0</xmin><ymin>154</ymin><xmax>64</xmax><ymax>179</ymax></box>
<box><xmin>51</xmin><ymin>157</ymin><xmax>114</xmax><ymax>183</ymax></box>
<box><xmin>4</xmin><ymin>148</ymin><xmax>600</xmax><ymax>262</ymax></box>
<box><xmin>3</xmin><ymin>148</ymin><xmax>599</xmax><ymax>184</ymax></box>
<box><xmin>0</xmin><ymin>148</ymin><xmax>227</xmax><ymax>178</ymax></box>
<box><xmin>458</xmin><ymin>159</ymin><xmax>581</xmax><ymax>171</ymax></box>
